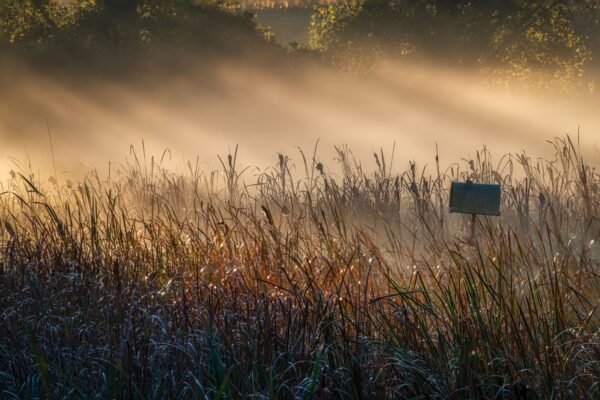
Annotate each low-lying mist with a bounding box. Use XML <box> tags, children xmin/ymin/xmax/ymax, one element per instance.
<box><xmin>1</xmin><ymin>58</ymin><xmax>598</xmax><ymax>181</ymax></box>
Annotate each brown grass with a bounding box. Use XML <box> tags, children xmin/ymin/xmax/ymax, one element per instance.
<box><xmin>0</xmin><ymin>136</ymin><xmax>598</xmax><ymax>399</ymax></box>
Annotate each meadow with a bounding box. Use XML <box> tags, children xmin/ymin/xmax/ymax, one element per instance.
<box><xmin>0</xmin><ymin>136</ymin><xmax>598</xmax><ymax>398</ymax></box>
<box><xmin>2</xmin><ymin>1</ymin><xmax>600</xmax><ymax>398</ymax></box>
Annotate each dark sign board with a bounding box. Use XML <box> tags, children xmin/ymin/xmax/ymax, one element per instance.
<box><xmin>449</xmin><ymin>181</ymin><xmax>501</xmax><ymax>216</ymax></box>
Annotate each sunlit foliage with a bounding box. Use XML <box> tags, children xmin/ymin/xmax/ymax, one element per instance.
<box><xmin>309</xmin><ymin>0</ymin><xmax>594</xmax><ymax>90</ymax></box>
<box><xmin>1</xmin><ymin>0</ymin><xmax>598</xmax><ymax>89</ymax></box>
<box><xmin>0</xmin><ymin>0</ymin><xmax>277</xmax><ymax>62</ymax></box>
<box><xmin>0</xmin><ymin>0</ymin><xmax>95</xmax><ymax>51</ymax></box>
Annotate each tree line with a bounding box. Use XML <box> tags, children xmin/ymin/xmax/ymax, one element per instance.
<box><xmin>1</xmin><ymin>0</ymin><xmax>599</xmax><ymax>90</ymax></box>
<box><xmin>0</xmin><ymin>0</ymin><xmax>278</xmax><ymax>65</ymax></box>
<box><xmin>309</xmin><ymin>0</ymin><xmax>600</xmax><ymax>90</ymax></box>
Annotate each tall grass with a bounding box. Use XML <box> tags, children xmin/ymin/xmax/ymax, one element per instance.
<box><xmin>0</xmin><ymin>136</ymin><xmax>598</xmax><ymax>399</ymax></box>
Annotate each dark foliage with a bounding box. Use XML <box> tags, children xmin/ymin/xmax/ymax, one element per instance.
<box><xmin>309</xmin><ymin>0</ymin><xmax>598</xmax><ymax>89</ymax></box>
<box><xmin>0</xmin><ymin>0</ymin><xmax>281</xmax><ymax>70</ymax></box>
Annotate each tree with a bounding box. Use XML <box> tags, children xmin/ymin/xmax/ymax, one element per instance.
<box><xmin>309</xmin><ymin>0</ymin><xmax>591</xmax><ymax>89</ymax></box>
<box><xmin>103</xmin><ymin>0</ymin><xmax>141</xmax><ymax>15</ymax></box>
<box><xmin>0</xmin><ymin>0</ymin><xmax>56</xmax><ymax>50</ymax></box>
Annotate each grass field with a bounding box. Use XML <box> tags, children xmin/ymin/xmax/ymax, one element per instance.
<box><xmin>0</xmin><ymin>136</ymin><xmax>599</xmax><ymax>399</ymax></box>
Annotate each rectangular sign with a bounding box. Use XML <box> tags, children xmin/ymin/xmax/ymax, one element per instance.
<box><xmin>449</xmin><ymin>181</ymin><xmax>501</xmax><ymax>216</ymax></box>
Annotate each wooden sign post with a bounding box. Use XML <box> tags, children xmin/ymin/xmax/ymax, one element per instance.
<box><xmin>449</xmin><ymin>180</ymin><xmax>501</xmax><ymax>241</ymax></box>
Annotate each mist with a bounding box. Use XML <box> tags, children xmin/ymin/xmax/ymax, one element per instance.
<box><xmin>1</xmin><ymin>58</ymin><xmax>599</xmax><ymax>181</ymax></box>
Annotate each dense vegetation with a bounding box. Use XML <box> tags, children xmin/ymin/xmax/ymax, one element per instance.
<box><xmin>0</xmin><ymin>0</ymin><xmax>280</xmax><ymax>68</ymax></box>
<box><xmin>309</xmin><ymin>0</ymin><xmax>600</xmax><ymax>90</ymax></box>
<box><xmin>0</xmin><ymin>137</ymin><xmax>599</xmax><ymax>398</ymax></box>
<box><xmin>1</xmin><ymin>0</ymin><xmax>599</xmax><ymax>90</ymax></box>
